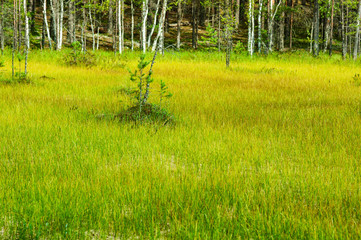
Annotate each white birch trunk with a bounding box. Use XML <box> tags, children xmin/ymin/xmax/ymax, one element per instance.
<box><xmin>258</xmin><ymin>0</ymin><xmax>262</xmax><ymax>53</ymax></box>
<box><xmin>268</xmin><ymin>0</ymin><xmax>282</xmax><ymax>52</ymax></box>
<box><xmin>251</xmin><ymin>0</ymin><xmax>255</xmax><ymax>53</ymax></box>
<box><xmin>324</xmin><ymin>0</ymin><xmax>331</xmax><ymax>52</ymax></box>
<box><xmin>141</xmin><ymin>0</ymin><xmax>149</xmax><ymax>53</ymax></box>
<box><xmin>43</xmin><ymin>0</ymin><xmax>52</xmax><ymax>49</ymax></box>
<box><xmin>248</xmin><ymin>0</ymin><xmax>254</xmax><ymax>55</ymax></box>
<box><xmin>121</xmin><ymin>0</ymin><xmax>124</xmax><ymax>51</ymax></box>
<box><xmin>131</xmin><ymin>0</ymin><xmax>134</xmax><ymax>51</ymax></box>
<box><xmin>310</xmin><ymin>22</ymin><xmax>314</xmax><ymax>53</ymax></box>
<box><xmin>152</xmin><ymin>0</ymin><xmax>167</xmax><ymax>52</ymax></box>
<box><xmin>57</xmin><ymin>0</ymin><xmax>63</xmax><ymax>50</ymax></box>
<box><xmin>147</xmin><ymin>0</ymin><xmax>161</xmax><ymax>47</ymax></box>
<box><xmin>49</xmin><ymin>0</ymin><xmax>57</xmax><ymax>48</ymax></box>
<box><xmin>24</xmin><ymin>0</ymin><xmax>29</xmax><ymax>74</ymax></box>
<box><xmin>118</xmin><ymin>0</ymin><xmax>122</xmax><ymax>53</ymax></box>
<box><xmin>177</xmin><ymin>0</ymin><xmax>182</xmax><ymax>49</ymax></box>
<box><xmin>354</xmin><ymin>0</ymin><xmax>361</xmax><ymax>60</ymax></box>
<box><xmin>97</xmin><ymin>27</ymin><xmax>99</xmax><ymax>50</ymax></box>
<box><xmin>89</xmin><ymin>7</ymin><xmax>95</xmax><ymax>51</ymax></box>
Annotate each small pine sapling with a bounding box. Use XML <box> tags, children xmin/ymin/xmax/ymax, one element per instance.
<box><xmin>121</xmin><ymin>52</ymin><xmax>174</xmax><ymax>124</ymax></box>
<box><xmin>128</xmin><ymin>54</ymin><xmax>153</xmax><ymax>119</ymax></box>
<box><xmin>159</xmin><ymin>80</ymin><xmax>172</xmax><ymax>109</ymax></box>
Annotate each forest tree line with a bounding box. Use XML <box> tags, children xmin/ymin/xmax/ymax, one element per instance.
<box><xmin>1</xmin><ymin>0</ymin><xmax>361</xmax><ymax>60</ymax></box>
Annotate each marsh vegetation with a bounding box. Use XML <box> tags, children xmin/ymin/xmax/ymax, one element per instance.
<box><xmin>0</xmin><ymin>50</ymin><xmax>360</xmax><ymax>238</ymax></box>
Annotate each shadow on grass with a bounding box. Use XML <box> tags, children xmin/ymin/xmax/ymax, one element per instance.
<box><xmin>94</xmin><ymin>103</ymin><xmax>176</xmax><ymax>127</ymax></box>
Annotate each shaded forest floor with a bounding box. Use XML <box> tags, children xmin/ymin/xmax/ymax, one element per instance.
<box><xmin>0</xmin><ymin>50</ymin><xmax>361</xmax><ymax>238</ymax></box>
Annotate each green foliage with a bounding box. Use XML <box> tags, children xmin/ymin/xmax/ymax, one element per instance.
<box><xmin>128</xmin><ymin>54</ymin><xmax>153</xmax><ymax>106</ymax></box>
<box><xmin>159</xmin><ymin>80</ymin><xmax>172</xmax><ymax>108</ymax></box>
<box><xmin>63</xmin><ymin>41</ymin><xmax>96</xmax><ymax>67</ymax></box>
<box><xmin>121</xmin><ymin>54</ymin><xmax>173</xmax><ymax>124</ymax></box>
<box><xmin>200</xmin><ymin>24</ymin><xmax>219</xmax><ymax>51</ymax></box>
<box><xmin>233</xmin><ymin>41</ymin><xmax>246</xmax><ymax>54</ymax></box>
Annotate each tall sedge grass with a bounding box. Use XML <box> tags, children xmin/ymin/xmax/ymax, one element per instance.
<box><xmin>0</xmin><ymin>49</ymin><xmax>360</xmax><ymax>239</ymax></box>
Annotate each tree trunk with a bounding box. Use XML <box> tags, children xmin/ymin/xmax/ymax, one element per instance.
<box><xmin>0</xmin><ymin>0</ymin><xmax>4</xmax><ymax>54</ymax></box>
<box><xmin>117</xmin><ymin>0</ymin><xmax>121</xmax><ymax>53</ymax></box>
<box><xmin>354</xmin><ymin>0</ymin><xmax>361</xmax><ymax>60</ymax></box>
<box><xmin>131</xmin><ymin>0</ymin><xmax>134</xmax><ymax>51</ymax></box>
<box><xmin>13</xmin><ymin>0</ymin><xmax>17</xmax><ymax>79</ymax></box>
<box><xmin>148</xmin><ymin>0</ymin><xmax>161</xmax><ymax>47</ymax></box>
<box><xmin>152</xmin><ymin>0</ymin><xmax>168</xmax><ymax>52</ymax></box>
<box><xmin>310</xmin><ymin>22</ymin><xmax>313</xmax><ymax>53</ymax></box>
<box><xmin>29</xmin><ymin>0</ymin><xmax>36</xmax><ymax>34</ymax></box>
<box><xmin>289</xmin><ymin>0</ymin><xmax>294</xmax><ymax>49</ymax></box>
<box><xmin>279</xmin><ymin>7</ymin><xmax>285</xmax><ymax>51</ymax></box>
<box><xmin>313</xmin><ymin>0</ymin><xmax>319</xmax><ymax>56</ymax></box>
<box><xmin>248</xmin><ymin>0</ymin><xmax>254</xmax><ymax>55</ymax></box>
<box><xmin>49</xmin><ymin>0</ymin><xmax>57</xmax><ymax>47</ymax></box>
<box><xmin>211</xmin><ymin>0</ymin><xmax>215</xmax><ymax>27</ymax></box>
<box><xmin>225</xmin><ymin>0</ymin><xmax>232</xmax><ymax>67</ymax></box>
<box><xmin>258</xmin><ymin>0</ymin><xmax>262</xmax><ymax>53</ymax></box>
<box><xmin>192</xmin><ymin>0</ymin><xmax>199</xmax><ymax>49</ymax></box>
<box><xmin>217</xmin><ymin>1</ymin><xmax>221</xmax><ymax>52</ymax></box>
<box><xmin>328</xmin><ymin>0</ymin><xmax>334</xmax><ymax>55</ymax></box>
<box><xmin>68</xmin><ymin>0</ymin><xmax>75</xmax><ymax>43</ymax></box>
<box><xmin>89</xmin><ymin>6</ymin><xmax>95</xmax><ymax>51</ymax></box>
<box><xmin>43</xmin><ymin>0</ymin><xmax>52</xmax><ymax>49</ymax></box>
<box><xmin>268</xmin><ymin>0</ymin><xmax>274</xmax><ymax>52</ymax></box>
<box><xmin>24</xmin><ymin>0</ymin><xmax>29</xmax><ymax>75</ymax></box>
<box><xmin>141</xmin><ymin>0</ymin><xmax>149</xmax><ymax>53</ymax></box>
<box><xmin>177</xmin><ymin>0</ymin><xmax>182</xmax><ymax>50</ymax></box>
<box><xmin>341</xmin><ymin>0</ymin><xmax>346</xmax><ymax>59</ymax></box>
<box><xmin>324</xmin><ymin>0</ymin><xmax>330</xmax><ymax>52</ymax></box>
<box><xmin>121</xmin><ymin>0</ymin><xmax>124</xmax><ymax>51</ymax></box>
<box><xmin>236</xmin><ymin>0</ymin><xmax>240</xmax><ymax>29</ymax></box>
<box><xmin>97</xmin><ymin>27</ymin><xmax>99</xmax><ymax>50</ymax></box>
<box><xmin>108</xmin><ymin>0</ymin><xmax>113</xmax><ymax>34</ymax></box>
<box><xmin>268</xmin><ymin>0</ymin><xmax>281</xmax><ymax>52</ymax></box>
<box><xmin>57</xmin><ymin>0</ymin><xmax>63</xmax><ymax>50</ymax></box>
<box><xmin>81</xmin><ymin>2</ymin><xmax>86</xmax><ymax>52</ymax></box>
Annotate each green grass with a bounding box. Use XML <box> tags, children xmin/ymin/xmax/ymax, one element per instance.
<box><xmin>0</xmin><ymin>49</ymin><xmax>361</xmax><ymax>239</ymax></box>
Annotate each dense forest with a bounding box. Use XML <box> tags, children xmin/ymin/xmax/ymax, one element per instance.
<box><xmin>2</xmin><ymin>0</ymin><xmax>361</xmax><ymax>59</ymax></box>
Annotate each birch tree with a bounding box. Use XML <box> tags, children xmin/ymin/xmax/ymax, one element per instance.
<box><xmin>152</xmin><ymin>0</ymin><xmax>168</xmax><ymax>52</ymax></box>
<box><xmin>177</xmin><ymin>0</ymin><xmax>182</xmax><ymax>50</ymax></box>
<box><xmin>68</xmin><ymin>0</ymin><xmax>76</xmax><ymax>43</ymax></box>
<box><xmin>116</xmin><ymin>0</ymin><xmax>121</xmax><ymax>53</ymax></box>
<box><xmin>57</xmin><ymin>0</ymin><xmax>64</xmax><ymax>50</ymax></box>
<box><xmin>23</xmin><ymin>0</ymin><xmax>29</xmax><ymax>75</ymax></box>
<box><xmin>268</xmin><ymin>0</ymin><xmax>282</xmax><ymax>52</ymax></box>
<box><xmin>258</xmin><ymin>0</ymin><xmax>263</xmax><ymax>53</ymax></box>
<box><xmin>43</xmin><ymin>0</ymin><xmax>53</xmax><ymax>49</ymax></box>
<box><xmin>141</xmin><ymin>0</ymin><xmax>149</xmax><ymax>53</ymax></box>
<box><xmin>148</xmin><ymin>0</ymin><xmax>161</xmax><ymax>47</ymax></box>
<box><xmin>89</xmin><ymin>3</ymin><xmax>96</xmax><ymax>51</ymax></box>
<box><xmin>313</xmin><ymin>0</ymin><xmax>320</xmax><ymax>56</ymax></box>
<box><xmin>324</xmin><ymin>0</ymin><xmax>331</xmax><ymax>53</ymax></box>
<box><xmin>248</xmin><ymin>0</ymin><xmax>255</xmax><ymax>55</ymax></box>
<box><xmin>224</xmin><ymin>0</ymin><xmax>233</xmax><ymax>67</ymax></box>
<box><xmin>131</xmin><ymin>0</ymin><xmax>134</xmax><ymax>51</ymax></box>
<box><xmin>354</xmin><ymin>0</ymin><xmax>361</xmax><ymax>60</ymax></box>
<box><xmin>328</xmin><ymin>0</ymin><xmax>334</xmax><ymax>55</ymax></box>
<box><xmin>0</xmin><ymin>0</ymin><xmax>4</xmax><ymax>54</ymax></box>
<box><xmin>341</xmin><ymin>0</ymin><xmax>347</xmax><ymax>59</ymax></box>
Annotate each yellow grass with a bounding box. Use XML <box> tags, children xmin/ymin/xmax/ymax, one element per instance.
<box><xmin>0</xmin><ymin>50</ymin><xmax>360</xmax><ymax>239</ymax></box>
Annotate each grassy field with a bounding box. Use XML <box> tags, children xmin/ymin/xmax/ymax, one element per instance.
<box><xmin>0</xmin><ymin>50</ymin><xmax>361</xmax><ymax>239</ymax></box>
